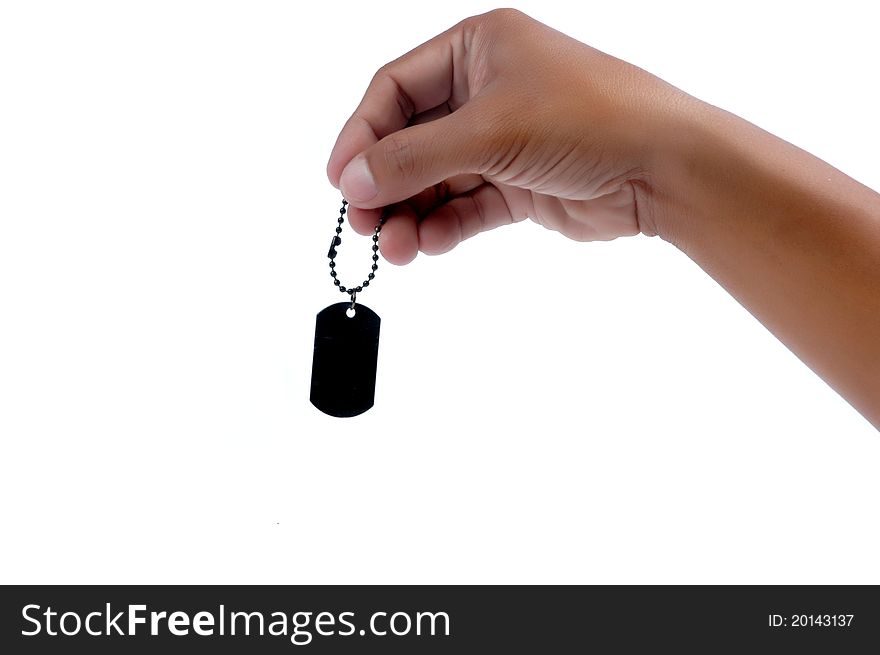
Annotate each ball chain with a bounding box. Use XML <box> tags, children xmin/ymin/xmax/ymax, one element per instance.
<box><xmin>327</xmin><ymin>199</ymin><xmax>388</xmax><ymax>301</ymax></box>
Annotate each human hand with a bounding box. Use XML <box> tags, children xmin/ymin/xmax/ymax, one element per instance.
<box><xmin>326</xmin><ymin>8</ymin><xmax>880</xmax><ymax>427</ymax></box>
<box><xmin>326</xmin><ymin>8</ymin><xmax>681</xmax><ymax>264</ymax></box>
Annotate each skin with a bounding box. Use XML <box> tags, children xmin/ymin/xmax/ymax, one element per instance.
<box><xmin>326</xmin><ymin>8</ymin><xmax>880</xmax><ymax>428</ymax></box>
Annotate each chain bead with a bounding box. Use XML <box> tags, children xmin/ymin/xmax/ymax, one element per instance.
<box><xmin>326</xmin><ymin>198</ymin><xmax>388</xmax><ymax>296</ymax></box>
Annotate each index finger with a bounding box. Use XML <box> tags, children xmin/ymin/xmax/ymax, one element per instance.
<box><xmin>326</xmin><ymin>18</ymin><xmax>472</xmax><ymax>188</ymax></box>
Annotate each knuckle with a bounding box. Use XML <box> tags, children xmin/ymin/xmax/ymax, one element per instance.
<box><xmin>472</xmin><ymin>104</ymin><xmax>528</xmax><ymax>177</ymax></box>
<box><xmin>370</xmin><ymin>62</ymin><xmax>395</xmax><ymax>91</ymax></box>
<box><xmin>488</xmin><ymin>7</ymin><xmax>523</xmax><ymax>19</ymax></box>
<box><xmin>462</xmin><ymin>7</ymin><xmax>524</xmax><ymax>39</ymax></box>
<box><xmin>370</xmin><ymin>64</ymin><xmax>415</xmax><ymax>120</ymax></box>
<box><xmin>483</xmin><ymin>7</ymin><xmax>525</xmax><ymax>26</ymax></box>
<box><xmin>373</xmin><ymin>62</ymin><xmax>392</xmax><ymax>81</ymax></box>
<box><xmin>383</xmin><ymin>134</ymin><xmax>418</xmax><ymax>179</ymax></box>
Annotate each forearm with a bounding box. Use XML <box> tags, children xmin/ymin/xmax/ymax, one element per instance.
<box><xmin>646</xmin><ymin>99</ymin><xmax>880</xmax><ymax>427</ymax></box>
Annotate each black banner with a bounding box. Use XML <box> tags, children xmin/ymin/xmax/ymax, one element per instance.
<box><xmin>1</xmin><ymin>585</ymin><xmax>877</xmax><ymax>653</ymax></box>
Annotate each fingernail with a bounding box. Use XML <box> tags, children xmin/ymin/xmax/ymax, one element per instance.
<box><xmin>340</xmin><ymin>156</ymin><xmax>378</xmax><ymax>203</ymax></box>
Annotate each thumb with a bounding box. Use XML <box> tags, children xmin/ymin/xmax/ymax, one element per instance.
<box><xmin>339</xmin><ymin>108</ymin><xmax>487</xmax><ymax>209</ymax></box>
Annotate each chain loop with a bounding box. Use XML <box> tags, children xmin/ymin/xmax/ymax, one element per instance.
<box><xmin>327</xmin><ymin>199</ymin><xmax>388</xmax><ymax>296</ymax></box>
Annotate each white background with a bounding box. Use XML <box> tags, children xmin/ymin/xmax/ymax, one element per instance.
<box><xmin>1</xmin><ymin>0</ymin><xmax>878</xmax><ymax>584</ymax></box>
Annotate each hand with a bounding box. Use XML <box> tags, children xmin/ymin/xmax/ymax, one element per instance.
<box><xmin>326</xmin><ymin>8</ymin><xmax>678</xmax><ymax>264</ymax></box>
<box><xmin>327</xmin><ymin>8</ymin><xmax>880</xmax><ymax>426</ymax></box>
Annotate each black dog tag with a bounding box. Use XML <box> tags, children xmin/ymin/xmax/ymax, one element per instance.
<box><xmin>310</xmin><ymin>302</ymin><xmax>381</xmax><ymax>417</ymax></box>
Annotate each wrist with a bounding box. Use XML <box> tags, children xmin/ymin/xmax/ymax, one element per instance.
<box><xmin>635</xmin><ymin>92</ymin><xmax>720</xmax><ymax>246</ymax></box>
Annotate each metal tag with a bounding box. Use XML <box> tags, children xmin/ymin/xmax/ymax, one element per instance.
<box><xmin>310</xmin><ymin>302</ymin><xmax>381</xmax><ymax>417</ymax></box>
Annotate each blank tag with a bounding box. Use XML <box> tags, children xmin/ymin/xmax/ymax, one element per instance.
<box><xmin>310</xmin><ymin>302</ymin><xmax>381</xmax><ymax>417</ymax></box>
